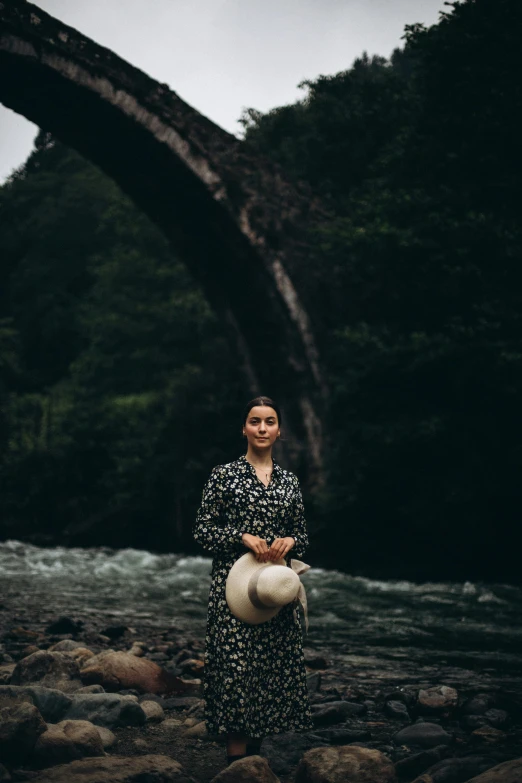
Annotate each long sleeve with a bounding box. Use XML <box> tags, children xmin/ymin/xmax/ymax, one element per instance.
<box><xmin>288</xmin><ymin>476</ymin><xmax>310</xmax><ymax>559</ymax></box>
<box><xmin>193</xmin><ymin>465</ymin><xmax>245</xmax><ymax>555</ymax></box>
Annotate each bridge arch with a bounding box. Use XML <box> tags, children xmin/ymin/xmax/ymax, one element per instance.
<box><xmin>0</xmin><ymin>0</ymin><xmax>329</xmax><ymax>483</ymax></box>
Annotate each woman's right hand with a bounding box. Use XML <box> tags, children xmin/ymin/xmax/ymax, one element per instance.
<box><xmin>241</xmin><ymin>533</ymin><xmax>270</xmax><ymax>562</ymax></box>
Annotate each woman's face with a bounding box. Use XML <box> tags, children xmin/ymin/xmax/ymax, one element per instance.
<box><xmin>243</xmin><ymin>405</ymin><xmax>280</xmax><ymax>449</ymax></box>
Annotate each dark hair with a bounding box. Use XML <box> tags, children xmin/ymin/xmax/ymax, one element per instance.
<box><xmin>242</xmin><ymin>396</ymin><xmax>282</xmax><ymax>427</ymax></box>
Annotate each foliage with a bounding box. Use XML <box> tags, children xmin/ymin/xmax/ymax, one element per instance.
<box><xmin>240</xmin><ymin>0</ymin><xmax>522</xmax><ymax>580</ymax></box>
<box><xmin>1</xmin><ymin>0</ymin><xmax>521</xmax><ymax>580</ymax></box>
<box><xmin>0</xmin><ymin>137</ymin><xmax>244</xmax><ymax>549</ymax></box>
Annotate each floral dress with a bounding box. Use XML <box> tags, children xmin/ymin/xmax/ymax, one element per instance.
<box><xmin>193</xmin><ymin>453</ymin><xmax>314</xmax><ymax>739</ymax></box>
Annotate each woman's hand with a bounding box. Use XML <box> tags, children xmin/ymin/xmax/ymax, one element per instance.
<box><xmin>267</xmin><ymin>537</ymin><xmax>295</xmax><ymax>561</ymax></box>
<box><xmin>242</xmin><ymin>533</ymin><xmax>270</xmax><ymax>562</ymax></box>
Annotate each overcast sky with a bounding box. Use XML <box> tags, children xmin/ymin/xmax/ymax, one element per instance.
<box><xmin>0</xmin><ymin>0</ymin><xmax>445</xmax><ymax>182</ymax></box>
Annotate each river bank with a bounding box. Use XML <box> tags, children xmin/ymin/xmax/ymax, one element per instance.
<box><xmin>1</xmin><ymin>541</ymin><xmax>522</xmax><ymax>781</ymax></box>
<box><xmin>1</xmin><ymin>598</ymin><xmax>522</xmax><ymax>781</ymax></box>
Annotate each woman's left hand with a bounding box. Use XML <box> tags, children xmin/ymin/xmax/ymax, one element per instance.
<box><xmin>265</xmin><ymin>536</ymin><xmax>295</xmax><ymax>561</ymax></box>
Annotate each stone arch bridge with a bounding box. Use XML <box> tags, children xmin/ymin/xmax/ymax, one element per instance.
<box><xmin>0</xmin><ymin>0</ymin><xmax>330</xmax><ymax>486</ymax></box>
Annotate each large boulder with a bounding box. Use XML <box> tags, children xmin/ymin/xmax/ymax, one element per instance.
<box><xmin>295</xmin><ymin>745</ymin><xmax>396</xmax><ymax>783</ymax></box>
<box><xmin>28</xmin><ymin>754</ymin><xmax>188</xmax><ymax>782</ymax></box>
<box><xmin>464</xmin><ymin>758</ymin><xmax>522</xmax><ymax>782</ymax></box>
<box><xmin>393</xmin><ymin>722</ymin><xmax>453</xmax><ymax>748</ymax></box>
<box><xmin>79</xmin><ymin>650</ymin><xmax>194</xmax><ymax>694</ymax></box>
<box><xmin>11</xmin><ymin>651</ymin><xmax>83</xmax><ymax>693</ymax></box>
<box><xmin>0</xmin><ymin>693</ymin><xmax>47</xmax><ymax>763</ymax></box>
<box><xmin>33</xmin><ymin>719</ymin><xmax>105</xmax><ymax>767</ymax></box>
<box><xmin>211</xmin><ymin>755</ymin><xmax>280</xmax><ymax>782</ymax></box>
<box><xmin>62</xmin><ymin>692</ymin><xmax>146</xmax><ymax>727</ymax></box>
<box><xmin>0</xmin><ymin>685</ymin><xmax>72</xmax><ymax>723</ymax></box>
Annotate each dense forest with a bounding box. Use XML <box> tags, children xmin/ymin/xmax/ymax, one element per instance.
<box><xmin>1</xmin><ymin>0</ymin><xmax>521</xmax><ymax>582</ymax></box>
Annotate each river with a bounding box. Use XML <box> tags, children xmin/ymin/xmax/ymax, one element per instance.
<box><xmin>1</xmin><ymin>539</ymin><xmax>522</xmax><ymax>696</ymax></box>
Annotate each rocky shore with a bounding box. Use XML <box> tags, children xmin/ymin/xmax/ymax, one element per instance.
<box><xmin>1</xmin><ymin>605</ymin><xmax>522</xmax><ymax>783</ymax></box>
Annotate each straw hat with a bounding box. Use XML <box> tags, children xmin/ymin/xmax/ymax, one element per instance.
<box><xmin>226</xmin><ymin>551</ymin><xmax>310</xmax><ymax>629</ymax></box>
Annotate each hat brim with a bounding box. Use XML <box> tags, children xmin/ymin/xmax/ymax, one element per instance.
<box><xmin>226</xmin><ymin>552</ymin><xmax>288</xmax><ymax>624</ymax></box>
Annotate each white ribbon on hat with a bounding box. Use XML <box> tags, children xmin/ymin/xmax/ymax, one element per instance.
<box><xmin>290</xmin><ymin>558</ymin><xmax>311</xmax><ymax>633</ymax></box>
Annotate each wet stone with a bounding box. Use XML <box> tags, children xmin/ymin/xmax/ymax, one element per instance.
<box><xmin>313</xmin><ymin>725</ymin><xmax>372</xmax><ymax>744</ymax></box>
<box><xmin>393</xmin><ymin>722</ymin><xmax>453</xmax><ymax>748</ymax></box>
<box><xmin>394</xmin><ymin>744</ymin><xmax>452</xmax><ymax>778</ymax></box>
<box><xmin>312</xmin><ymin>700</ymin><xmax>367</xmax><ymax>727</ymax></box>
<box><xmin>385</xmin><ymin>700</ymin><xmax>410</xmax><ymax>719</ymax></box>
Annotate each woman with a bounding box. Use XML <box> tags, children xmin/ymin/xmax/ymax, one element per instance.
<box><xmin>193</xmin><ymin>395</ymin><xmax>313</xmax><ymax>766</ymax></box>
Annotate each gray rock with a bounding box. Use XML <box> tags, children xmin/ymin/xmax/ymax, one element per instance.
<box><xmin>0</xmin><ymin>762</ymin><xmax>11</xmax><ymax>782</ymax></box>
<box><xmin>27</xmin><ymin>754</ymin><xmax>188</xmax><ymax>782</ymax></box>
<box><xmin>393</xmin><ymin>722</ymin><xmax>453</xmax><ymax>748</ymax></box>
<box><xmin>383</xmin><ymin>688</ymin><xmax>416</xmax><ymax>708</ymax></box>
<box><xmin>312</xmin><ymin>700</ymin><xmax>367</xmax><ymax>727</ymax></box>
<box><xmin>294</xmin><ymin>745</ymin><xmax>396</xmax><ymax>783</ymax></box>
<box><xmin>211</xmin><ymin>755</ymin><xmax>280</xmax><ymax>782</ymax></box>
<box><xmin>385</xmin><ymin>700</ymin><xmax>410</xmax><ymax>719</ymax></box>
<box><xmin>0</xmin><ymin>685</ymin><xmax>72</xmax><ymax>723</ymax></box>
<box><xmin>410</xmin><ymin>755</ymin><xmax>496</xmax><ymax>783</ymax></box>
<box><xmin>11</xmin><ymin>651</ymin><xmax>83</xmax><ymax>693</ymax></box>
<box><xmin>62</xmin><ymin>693</ymin><xmax>146</xmax><ymax>727</ymax></box>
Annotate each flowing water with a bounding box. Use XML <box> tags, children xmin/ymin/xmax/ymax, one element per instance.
<box><xmin>1</xmin><ymin>539</ymin><xmax>521</xmax><ymax>695</ymax></box>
